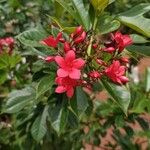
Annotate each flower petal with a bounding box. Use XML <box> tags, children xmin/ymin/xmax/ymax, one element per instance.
<box><xmin>69</xmin><ymin>68</ymin><xmax>81</xmax><ymax>79</ymax></box>
<box><xmin>65</xmin><ymin>50</ymin><xmax>75</xmax><ymax>62</ymax></box>
<box><xmin>42</xmin><ymin>36</ymin><xmax>57</xmax><ymax>47</ymax></box>
<box><xmin>57</xmin><ymin>68</ymin><xmax>68</xmax><ymax>77</ymax></box>
<box><xmin>73</xmin><ymin>58</ymin><xmax>85</xmax><ymax>69</ymax></box>
<box><xmin>66</xmin><ymin>87</ymin><xmax>74</xmax><ymax>98</ymax></box>
<box><xmin>55</xmin><ymin>86</ymin><xmax>66</xmax><ymax>93</ymax></box>
<box><xmin>55</xmin><ymin>56</ymin><xmax>65</xmax><ymax>68</ymax></box>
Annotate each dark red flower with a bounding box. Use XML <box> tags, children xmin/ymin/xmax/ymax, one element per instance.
<box><xmin>41</xmin><ymin>32</ymin><xmax>62</xmax><ymax>48</ymax></box>
<box><xmin>105</xmin><ymin>60</ymin><xmax>129</xmax><ymax>84</ymax></box>
<box><xmin>55</xmin><ymin>50</ymin><xmax>85</xmax><ymax>79</ymax></box>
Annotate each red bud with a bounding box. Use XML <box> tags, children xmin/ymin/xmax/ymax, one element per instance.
<box><xmin>92</xmin><ymin>43</ymin><xmax>98</xmax><ymax>49</ymax></box>
<box><xmin>44</xmin><ymin>56</ymin><xmax>55</xmax><ymax>63</ymax></box>
<box><xmin>64</xmin><ymin>42</ymin><xmax>71</xmax><ymax>53</ymax></box>
<box><xmin>75</xmin><ymin>26</ymin><xmax>83</xmax><ymax>35</ymax></box>
<box><xmin>104</xmin><ymin>47</ymin><xmax>115</xmax><ymax>53</ymax></box>
<box><xmin>89</xmin><ymin>71</ymin><xmax>101</xmax><ymax>79</ymax></box>
<box><xmin>120</xmin><ymin>57</ymin><xmax>129</xmax><ymax>63</ymax></box>
<box><xmin>74</xmin><ymin>31</ymin><xmax>86</xmax><ymax>44</ymax></box>
<box><xmin>59</xmin><ymin>38</ymin><xmax>65</xmax><ymax>43</ymax></box>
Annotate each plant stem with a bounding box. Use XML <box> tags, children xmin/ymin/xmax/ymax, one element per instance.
<box><xmin>87</xmin><ymin>17</ymin><xmax>98</xmax><ymax>56</ymax></box>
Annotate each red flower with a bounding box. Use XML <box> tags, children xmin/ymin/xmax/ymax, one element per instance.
<box><xmin>41</xmin><ymin>32</ymin><xmax>62</xmax><ymax>48</ymax></box>
<box><xmin>105</xmin><ymin>60</ymin><xmax>129</xmax><ymax>84</ymax></box>
<box><xmin>112</xmin><ymin>32</ymin><xmax>132</xmax><ymax>52</ymax></box>
<box><xmin>55</xmin><ymin>50</ymin><xmax>85</xmax><ymax>79</ymax></box>
<box><xmin>55</xmin><ymin>76</ymin><xmax>78</xmax><ymax>98</ymax></box>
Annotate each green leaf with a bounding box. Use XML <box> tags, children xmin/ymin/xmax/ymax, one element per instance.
<box><xmin>9</xmin><ymin>54</ymin><xmax>21</xmax><ymax>69</ymax></box>
<box><xmin>99</xmin><ymin>15</ymin><xmax>120</xmax><ymax>34</ymax></box>
<box><xmin>36</xmin><ymin>74</ymin><xmax>55</xmax><ymax>98</ymax></box>
<box><xmin>0</xmin><ymin>53</ymin><xmax>21</xmax><ymax>70</ymax></box>
<box><xmin>49</xmin><ymin>100</ymin><xmax>69</xmax><ymax>135</ymax></box>
<box><xmin>130</xmin><ymin>34</ymin><xmax>149</xmax><ymax>44</ymax></box>
<box><xmin>17</xmin><ymin>27</ymin><xmax>56</xmax><ymax>56</ymax></box>
<box><xmin>126</xmin><ymin>45</ymin><xmax>150</xmax><ymax>56</ymax></box>
<box><xmin>71</xmin><ymin>0</ymin><xmax>90</xmax><ymax>30</ymax></box>
<box><xmin>101</xmin><ymin>79</ymin><xmax>130</xmax><ymax>115</ymax></box>
<box><xmin>17</xmin><ymin>26</ymin><xmax>48</xmax><ymax>47</ymax></box>
<box><xmin>31</xmin><ymin>106</ymin><xmax>48</xmax><ymax>142</ymax></box>
<box><xmin>117</xmin><ymin>3</ymin><xmax>150</xmax><ymax>38</ymax></box>
<box><xmin>90</xmin><ymin>0</ymin><xmax>109</xmax><ymax>12</ymax></box>
<box><xmin>70</xmin><ymin>87</ymin><xmax>89</xmax><ymax>117</ymax></box>
<box><xmin>55</xmin><ymin>0</ymin><xmax>90</xmax><ymax>30</ymax></box>
<box><xmin>48</xmin><ymin>15</ymin><xmax>63</xmax><ymax>30</ymax></box>
<box><xmin>5</xmin><ymin>87</ymin><xmax>36</xmax><ymax>113</ymax></box>
<box><xmin>0</xmin><ymin>53</ymin><xmax>9</xmax><ymax>69</ymax></box>
<box><xmin>145</xmin><ymin>67</ymin><xmax>150</xmax><ymax>92</ymax></box>
<box><xmin>55</xmin><ymin>0</ymin><xmax>76</xmax><ymax>18</ymax></box>
<box><xmin>0</xmin><ymin>70</ymin><xmax>7</xmax><ymax>84</ymax></box>
<box><xmin>132</xmin><ymin>98</ymin><xmax>150</xmax><ymax>113</ymax></box>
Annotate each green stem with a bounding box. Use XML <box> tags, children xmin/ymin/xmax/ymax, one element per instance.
<box><xmin>87</xmin><ymin>17</ymin><xmax>98</xmax><ymax>56</ymax></box>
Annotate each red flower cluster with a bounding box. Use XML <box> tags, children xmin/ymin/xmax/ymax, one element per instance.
<box><xmin>41</xmin><ymin>26</ymin><xmax>132</xmax><ymax>98</ymax></box>
<box><xmin>41</xmin><ymin>27</ymin><xmax>86</xmax><ymax>98</ymax></box>
<box><xmin>0</xmin><ymin>37</ymin><xmax>15</xmax><ymax>55</ymax></box>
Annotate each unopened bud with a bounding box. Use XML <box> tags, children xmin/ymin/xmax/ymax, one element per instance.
<box><xmin>64</xmin><ymin>42</ymin><xmax>71</xmax><ymax>53</ymax></box>
<box><xmin>44</xmin><ymin>56</ymin><xmax>55</xmax><ymax>63</ymax></box>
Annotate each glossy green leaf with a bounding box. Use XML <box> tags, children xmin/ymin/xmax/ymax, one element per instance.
<box><xmin>16</xmin><ymin>26</ymin><xmax>48</xmax><ymax>48</ymax></box>
<box><xmin>49</xmin><ymin>100</ymin><xmax>69</xmax><ymax>135</ymax></box>
<box><xmin>56</xmin><ymin>0</ymin><xmax>90</xmax><ymax>30</ymax></box>
<box><xmin>99</xmin><ymin>15</ymin><xmax>120</xmax><ymax>34</ymax></box>
<box><xmin>118</xmin><ymin>3</ymin><xmax>150</xmax><ymax>38</ymax></box>
<box><xmin>31</xmin><ymin>106</ymin><xmax>48</xmax><ymax>142</ymax></box>
<box><xmin>145</xmin><ymin>67</ymin><xmax>150</xmax><ymax>92</ymax></box>
<box><xmin>126</xmin><ymin>45</ymin><xmax>150</xmax><ymax>56</ymax></box>
<box><xmin>55</xmin><ymin>0</ymin><xmax>76</xmax><ymax>18</ymax></box>
<box><xmin>90</xmin><ymin>0</ymin><xmax>109</xmax><ymax>12</ymax></box>
<box><xmin>130</xmin><ymin>34</ymin><xmax>149</xmax><ymax>44</ymax></box>
<box><xmin>101</xmin><ymin>79</ymin><xmax>130</xmax><ymax>115</ymax></box>
<box><xmin>5</xmin><ymin>87</ymin><xmax>36</xmax><ymax>113</ymax></box>
<box><xmin>48</xmin><ymin>15</ymin><xmax>63</xmax><ymax>30</ymax></box>
<box><xmin>70</xmin><ymin>87</ymin><xmax>89</xmax><ymax>118</ymax></box>
<box><xmin>71</xmin><ymin>0</ymin><xmax>90</xmax><ymax>30</ymax></box>
<box><xmin>36</xmin><ymin>74</ymin><xmax>55</xmax><ymax>98</ymax></box>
